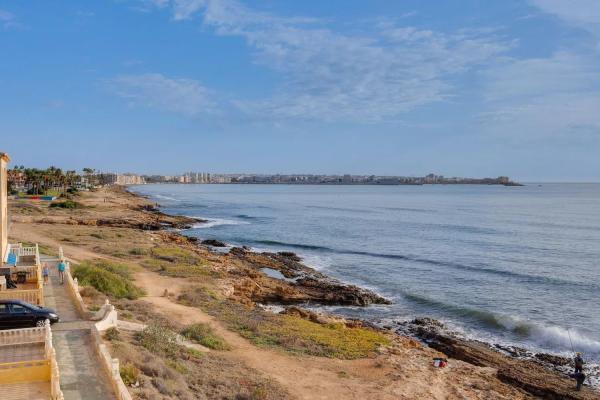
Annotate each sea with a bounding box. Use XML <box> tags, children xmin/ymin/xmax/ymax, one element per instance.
<box><xmin>131</xmin><ymin>183</ymin><xmax>600</xmax><ymax>372</ymax></box>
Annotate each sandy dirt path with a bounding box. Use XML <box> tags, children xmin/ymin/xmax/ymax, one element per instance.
<box><xmin>134</xmin><ymin>271</ymin><xmax>407</xmax><ymax>400</ymax></box>
<box><xmin>134</xmin><ymin>271</ymin><xmax>527</xmax><ymax>400</ymax></box>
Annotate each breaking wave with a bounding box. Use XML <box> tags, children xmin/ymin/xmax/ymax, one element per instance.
<box><xmin>191</xmin><ymin>218</ymin><xmax>250</xmax><ymax>229</ymax></box>
<box><xmin>402</xmin><ymin>292</ymin><xmax>600</xmax><ymax>355</ymax></box>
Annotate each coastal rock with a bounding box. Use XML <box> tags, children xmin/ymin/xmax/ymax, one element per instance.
<box><xmin>201</xmin><ymin>239</ymin><xmax>228</xmax><ymax>247</ymax></box>
<box><xmin>399</xmin><ymin>318</ymin><xmax>600</xmax><ymax>400</ymax></box>
<box><xmin>229</xmin><ymin>247</ymin><xmax>248</xmax><ymax>256</ymax></box>
<box><xmin>277</xmin><ymin>251</ymin><xmax>302</xmax><ymax>262</ymax></box>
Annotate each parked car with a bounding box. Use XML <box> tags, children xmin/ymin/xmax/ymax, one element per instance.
<box><xmin>0</xmin><ymin>300</ymin><xmax>59</xmax><ymax>329</ymax></box>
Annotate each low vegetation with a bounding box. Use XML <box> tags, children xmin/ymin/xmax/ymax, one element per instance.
<box><xmin>180</xmin><ymin>323</ymin><xmax>231</xmax><ymax>351</ymax></box>
<box><xmin>139</xmin><ymin>245</ymin><xmax>221</xmax><ymax>279</ymax></box>
<box><xmin>111</xmin><ymin>322</ymin><xmax>288</xmax><ymax>399</ymax></box>
<box><xmin>179</xmin><ymin>287</ymin><xmax>390</xmax><ymax>359</ymax></box>
<box><xmin>73</xmin><ymin>260</ymin><xmax>144</xmax><ymax>299</ymax></box>
<box><xmin>129</xmin><ymin>247</ymin><xmax>148</xmax><ymax>256</ymax></box>
<box><xmin>49</xmin><ymin>199</ymin><xmax>81</xmax><ymax>209</ymax></box>
<box><xmin>136</xmin><ymin>324</ymin><xmax>182</xmax><ymax>358</ymax></box>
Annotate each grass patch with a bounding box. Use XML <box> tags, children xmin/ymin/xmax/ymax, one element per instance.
<box><xmin>136</xmin><ymin>324</ymin><xmax>181</xmax><ymax>358</ymax></box>
<box><xmin>151</xmin><ymin>246</ymin><xmax>203</xmax><ymax>264</ymax></box>
<box><xmin>73</xmin><ymin>260</ymin><xmax>144</xmax><ymax>299</ymax></box>
<box><xmin>38</xmin><ymin>244</ymin><xmax>58</xmax><ymax>257</ymax></box>
<box><xmin>49</xmin><ymin>199</ymin><xmax>81</xmax><ymax>209</ymax></box>
<box><xmin>179</xmin><ymin>288</ymin><xmax>389</xmax><ymax>359</ymax></box>
<box><xmin>140</xmin><ymin>246</ymin><xmax>220</xmax><ymax>279</ymax></box>
<box><xmin>180</xmin><ymin>323</ymin><xmax>231</xmax><ymax>351</ymax></box>
<box><xmin>104</xmin><ymin>327</ymin><xmax>121</xmax><ymax>341</ymax></box>
<box><xmin>120</xmin><ymin>362</ymin><xmax>139</xmax><ymax>386</ymax></box>
<box><xmin>129</xmin><ymin>247</ymin><xmax>148</xmax><ymax>256</ymax></box>
<box><xmin>90</xmin><ymin>233</ymin><xmax>105</xmax><ymax>240</ymax></box>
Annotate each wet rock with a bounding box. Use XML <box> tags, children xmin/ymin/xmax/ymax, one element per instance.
<box><xmin>277</xmin><ymin>251</ymin><xmax>302</xmax><ymax>262</ymax></box>
<box><xmin>229</xmin><ymin>247</ymin><xmax>248</xmax><ymax>256</ymax></box>
<box><xmin>535</xmin><ymin>353</ymin><xmax>571</xmax><ymax>367</ymax></box>
<box><xmin>400</xmin><ymin>319</ymin><xmax>600</xmax><ymax>400</ymax></box>
<box><xmin>201</xmin><ymin>239</ymin><xmax>227</xmax><ymax>247</ymax></box>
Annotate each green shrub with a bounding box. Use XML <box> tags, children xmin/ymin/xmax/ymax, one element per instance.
<box><xmin>120</xmin><ymin>362</ymin><xmax>139</xmax><ymax>386</ymax></box>
<box><xmin>49</xmin><ymin>200</ymin><xmax>80</xmax><ymax>209</ymax></box>
<box><xmin>181</xmin><ymin>323</ymin><xmax>231</xmax><ymax>351</ymax></box>
<box><xmin>104</xmin><ymin>327</ymin><xmax>120</xmax><ymax>341</ymax></box>
<box><xmin>73</xmin><ymin>261</ymin><xmax>143</xmax><ymax>299</ymax></box>
<box><xmin>129</xmin><ymin>248</ymin><xmax>148</xmax><ymax>256</ymax></box>
<box><xmin>178</xmin><ymin>288</ymin><xmax>389</xmax><ymax>359</ymax></box>
<box><xmin>136</xmin><ymin>325</ymin><xmax>180</xmax><ymax>358</ymax></box>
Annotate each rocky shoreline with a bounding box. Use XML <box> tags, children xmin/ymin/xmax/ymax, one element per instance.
<box><xmin>148</xmin><ymin>201</ymin><xmax>599</xmax><ymax>399</ymax></box>
<box><xmin>74</xmin><ymin>186</ymin><xmax>596</xmax><ymax>399</ymax></box>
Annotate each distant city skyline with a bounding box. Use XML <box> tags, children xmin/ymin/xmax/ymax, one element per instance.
<box><xmin>1</xmin><ymin>0</ymin><xmax>600</xmax><ymax>182</ymax></box>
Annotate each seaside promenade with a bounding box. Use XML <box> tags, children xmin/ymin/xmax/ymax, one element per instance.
<box><xmin>41</xmin><ymin>254</ymin><xmax>115</xmax><ymax>400</ymax></box>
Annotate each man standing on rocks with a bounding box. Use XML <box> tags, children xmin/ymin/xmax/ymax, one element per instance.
<box><xmin>574</xmin><ymin>352</ymin><xmax>584</xmax><ymax>373</ymax></box>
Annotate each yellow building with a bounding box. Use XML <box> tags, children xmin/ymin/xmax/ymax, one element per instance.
<box><xmin>0</xmin><ymin>152</ymin><xmax>9</xmax><ymax>264</ymax></box>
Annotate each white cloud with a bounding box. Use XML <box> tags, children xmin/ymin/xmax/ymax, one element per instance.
<box><xmin>108</xmin><ymin>73</ymin><xmax>214</xmax><ymax>116</ymax></box>
<box><xmin>480</xmin><ymin>51</ymin><xmax>600</xmax><ymax>143</ymax></box>
<box><xmin>483</xmin><ymin>51</ymin><xmax>600</xmax><ymax>101</ymax></box>
<box><xmin>0</xmin><ymin>9</ymin><xmax>18</xmax><ymax>29</ymax></box>
<box><xmin>530</xmin><ymin>0</ymin><xmax>600</xmax><ymax>26</ymax></box>
<box><xmin>530</xmin><ymin>0</ymin><xmax>600</xmax><ymax>38</ymax></box>
<box><xmin>172</xmin><ymin>0</ymin><xmax>205</xmax><ymax>20</ymax></box>
<box><xmin>193</xmin><ymin>0</ymin><xmax>512</xmax><ymax>121</ymax></box>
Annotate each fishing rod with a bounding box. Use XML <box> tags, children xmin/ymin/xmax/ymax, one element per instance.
<box><xmin>567</xmin><ymin>327</ymin><xmax>576</xmax><ymax>355</ymax></box>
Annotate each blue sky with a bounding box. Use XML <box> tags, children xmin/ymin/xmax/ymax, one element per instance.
<box><xmin>1</xmin><ymin>0</ymin><xmax>599</xmax><ymax>181</ymax></box>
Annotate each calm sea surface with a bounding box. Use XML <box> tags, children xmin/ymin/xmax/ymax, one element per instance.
<box><xmin>132</xmin><ymin>183</ymin><xmax>600</xmax><ymax>363</ymax></box>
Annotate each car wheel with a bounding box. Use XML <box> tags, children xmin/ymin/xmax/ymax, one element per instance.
<box><xmin>35</xmin><ymin>319</ymin><xmax>46</xmax><ymax>327</ymax></box>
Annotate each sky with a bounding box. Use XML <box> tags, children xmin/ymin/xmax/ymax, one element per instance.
<box><xmin>1</xmin><ymin>0</ymin><xmax>600</xmax><ymax>181</ymax></box>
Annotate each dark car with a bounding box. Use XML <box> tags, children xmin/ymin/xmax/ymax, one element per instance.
<box><xmin>0</xmin><ymin>300</ymin><xmax>59</xmax><ymax>329</ymax></box>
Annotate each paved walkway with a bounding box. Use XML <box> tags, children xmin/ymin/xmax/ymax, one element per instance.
<box><xmin>41</xmin><ymin>256</ymin><xmax>115</xmax><ymax>400</ymax></box>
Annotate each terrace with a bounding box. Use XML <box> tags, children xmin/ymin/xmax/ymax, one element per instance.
<box><xmin>0</xmin><ymin>322</ymin><xmax>63</xmax><ymax>399</ymax></box>
<box><xmin>0</xmin><ymin>244</ymin><xmax>44</xmax><ymax>306</ymax></box>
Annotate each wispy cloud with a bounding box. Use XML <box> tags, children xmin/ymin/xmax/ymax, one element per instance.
<box><xmin>0</xmin><ymin>9</ymin><xmax>19</xmax><ymax>29</ymax></box>
<box><xmin>480</xmin><ymin>51</ymin><xmax>600</xmax><ymax>143</ymax></box>
<box><xmin>162</xmin><ymin>0</ymin><xmax>512</xmax><ymax>121</ymax></box>
<box><xmin>530</xmin><ymin>0</ymin><xmax>600</xmax><ymax>35</ymax></box>
<box><xmin>108</xmin><ymin>73</ymin><xmax>214</xmax><ymax>116</ymax></box>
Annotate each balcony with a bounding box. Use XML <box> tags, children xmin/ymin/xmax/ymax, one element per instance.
<box><xmin>0</xmin><ymin>322</ymin><xmax>63</xmax><ymax>399</ymax></box>
<box><xmin>0</xmin><ymin>244</ymin><xmax>44</xmax><ymax>306</ymax></box>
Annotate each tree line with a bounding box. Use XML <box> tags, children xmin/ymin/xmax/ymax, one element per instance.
<box><xmin>8</xmin><ymin>165</ymin><xmax>99</xmax><ymax>195</ymax></box>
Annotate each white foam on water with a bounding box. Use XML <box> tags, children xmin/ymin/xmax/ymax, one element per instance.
<box><xmin>153</xmin><ymin>194</ymin><xmax>180</xmax><ymax>201</ymax></box>
<box><xmin>301</xmin><ymin>253</ymin><xmax>332</xmax><ymax>271</ymax></box>
<box><xmin>191</xmin><ymin>218</ymin><xmax>250</xmax><ymax>229</ymax></box>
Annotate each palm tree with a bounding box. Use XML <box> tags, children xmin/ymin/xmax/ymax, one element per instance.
<box><xmin>82</xmin><ymin>167</ymin><xmax>96</xmax><ymax>188</ymax></box>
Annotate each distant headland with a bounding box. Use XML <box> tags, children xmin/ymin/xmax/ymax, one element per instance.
<box><xmin>138</xmin><ymin>172</ymin><xmax>523</xmax><ymax>186</ymax></box>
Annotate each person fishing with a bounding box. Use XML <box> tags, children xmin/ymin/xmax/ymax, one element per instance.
<box><xmin>574</xmin><ymin>352</ymin><xmax>584</xmax><ymax>373</ymax></box>
<box><xmin>567</xmin><ymin>329</ymin><xmax>586</xmax><ymax>390</ymax></box>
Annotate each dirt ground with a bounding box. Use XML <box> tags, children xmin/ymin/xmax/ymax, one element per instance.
<box><xmin>7</xmin><ymin>187</ymin><xmax>546</xmax><ymax>399</ymax></box>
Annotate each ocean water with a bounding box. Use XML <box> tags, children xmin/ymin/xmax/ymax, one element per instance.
<box><xmin>132</xmin><ymin>183</ymin><xmax>600</xmax><ymax>364</ymax></box>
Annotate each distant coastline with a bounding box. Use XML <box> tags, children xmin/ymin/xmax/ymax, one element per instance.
<box><xmin>137</xmin><ymin>172</ymin><xmax>523</xmax><ymax>186</ymax></box>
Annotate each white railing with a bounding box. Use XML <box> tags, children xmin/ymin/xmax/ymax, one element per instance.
<box><xmin>7</xmin><ymin>243</ymin><xmax>40</xmax><ymax>266</ymax></box>
<box><xmin>0</xmin><ymin>322</ymin><xmax>64</xmax><ymax>399</ymax></box>
<box><xmin>0</xmin><ymin>325</ymin><xmax>46</xmax><ymax>346</ymax></box>
<box><xmin>0</xmin><ymin>289</ymin><xmax>42</xmax><ymax>305</ymax></box>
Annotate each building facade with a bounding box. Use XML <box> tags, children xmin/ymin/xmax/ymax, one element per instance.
<box><xmin>0</xmin><ymin>153</ymin><xmax>9</xmax><ymax>263</ymax></box>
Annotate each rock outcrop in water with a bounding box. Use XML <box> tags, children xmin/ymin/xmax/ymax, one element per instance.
<box><xmin>225</xmin><ymin>247</ymin><xmax>391</xmax><ymax>306</ymax></box>
<box><xmin>201</xmin><ymin>239</ymin><xmax>228</xmax><ymax>247</ymax></box>
<box><xmin>394</xmin><ymin>318</ymin><xmax>600</xmax><ymax>399</ymax></box>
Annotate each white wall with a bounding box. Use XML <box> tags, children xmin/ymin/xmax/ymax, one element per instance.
<box><xmin>0</xmin><ymin>154</ymin><xmax>9</xmax><ymax>263</ymax></box>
